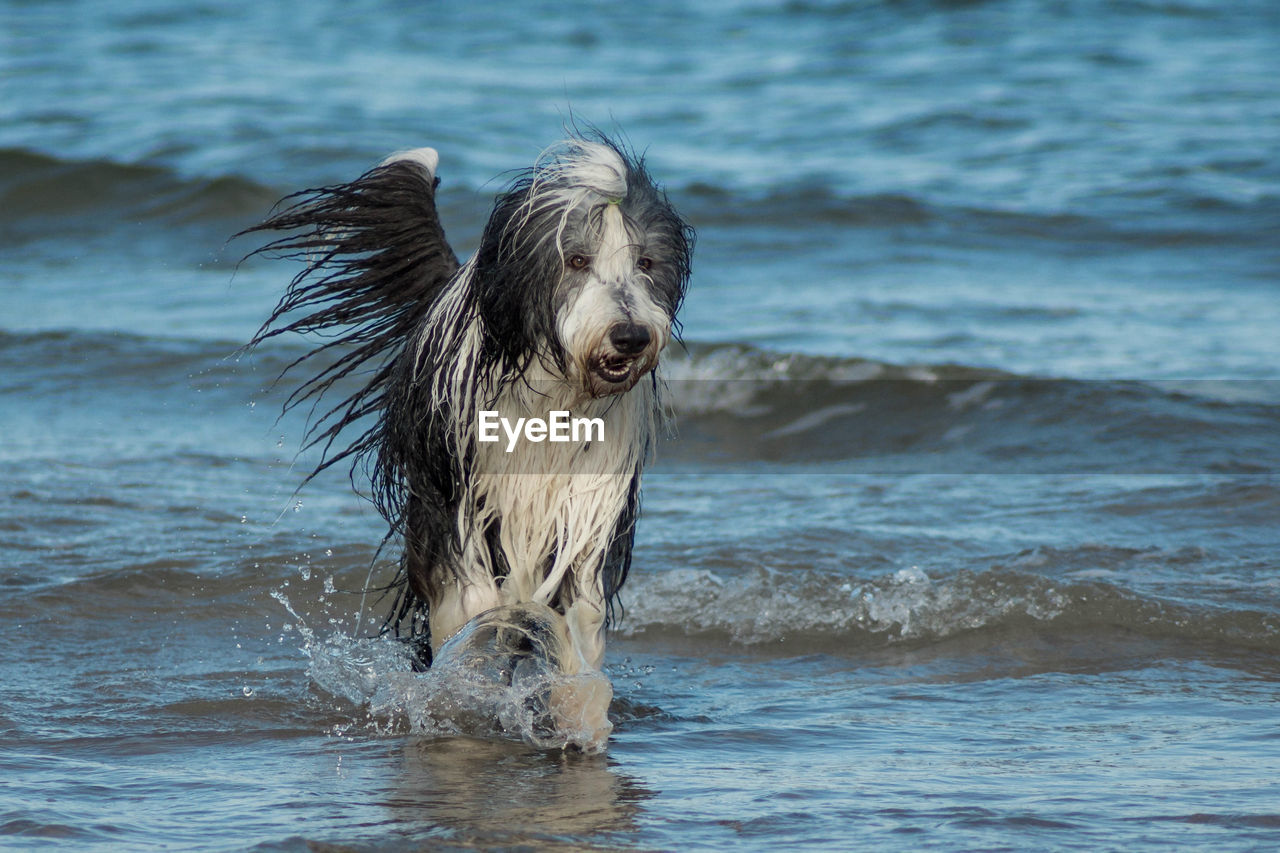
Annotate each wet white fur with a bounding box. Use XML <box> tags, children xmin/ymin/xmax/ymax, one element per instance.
<box><xmin>382</xmin><ymin>147</ymin><xmax>440</xmax><ymax>180</ymax></box>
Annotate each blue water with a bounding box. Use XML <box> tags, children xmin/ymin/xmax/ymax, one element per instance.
<box><xmin>2</xmin><ymin>0</ymin><xmax>1279</xmax><ymax>849</ymax></box>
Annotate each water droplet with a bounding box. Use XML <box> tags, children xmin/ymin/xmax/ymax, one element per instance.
<box><xmin>242</xmin><ymin>686</ymin><xmax>254</xmax><ymax>697</ymax></box>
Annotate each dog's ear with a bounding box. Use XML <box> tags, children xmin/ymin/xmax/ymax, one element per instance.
<box><xmin>235</xmin><ymin>153</ymin><xmax>462</xmax><ymax>483</ymax></box>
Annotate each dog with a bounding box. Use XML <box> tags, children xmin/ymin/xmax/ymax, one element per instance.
<box><xmin>244</xmin><ymin>135</ymin><xmax>694</xmax><ymax>683</ymax></box>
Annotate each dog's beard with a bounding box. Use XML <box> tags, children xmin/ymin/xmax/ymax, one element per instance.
<box><xmin>558</xmin><ymin>284</ymin><xmax>671</xmax><ymax>399</ymax></box>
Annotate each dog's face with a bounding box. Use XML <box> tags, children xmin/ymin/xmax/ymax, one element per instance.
<box><xmin>555</xmin><ymin>189</ymin><xmax>690</xmax><ymax>398</ymax></box>
<box><xmin>473</xmin><ymin>140</ymin><xmax>693</xmax><ymax>397</ymax></box>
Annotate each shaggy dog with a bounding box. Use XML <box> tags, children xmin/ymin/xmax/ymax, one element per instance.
<box><xmin>244</xmin><ymin>136</ymin><xmax>693</xmax><ymax>682</ymax></box>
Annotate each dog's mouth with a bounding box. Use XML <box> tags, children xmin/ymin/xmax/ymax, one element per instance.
<box><xmin>587</xmin><ymin>353</ymin><xmax>652</xmax><ymax>396</ymax></box>
<box><xmin>595</xmin><ymin>354</ymin><xmax>634</xmax><ymax>383</ymax></box>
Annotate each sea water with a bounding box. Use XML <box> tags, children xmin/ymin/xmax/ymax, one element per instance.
<box><xmin>2</xmin><ymin>0</ymin><xmax>1279</xmax><ymax>849</ymax></box>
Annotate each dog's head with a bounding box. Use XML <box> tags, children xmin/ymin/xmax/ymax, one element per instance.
<box><xmin>472</xmin><ymin>138</ymin><xmax>694</xmax><ymax>397</ymax></box>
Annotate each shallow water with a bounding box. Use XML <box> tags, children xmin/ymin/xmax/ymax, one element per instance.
<box><xmin>3</xmin><ymin>0</ymin><xmax>1280</xmax><ymax>849</ymax></box>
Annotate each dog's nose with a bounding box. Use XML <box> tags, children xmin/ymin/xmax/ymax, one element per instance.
<box><xmin>609</xmin><ymin>323</ymin><xmax>651</xmax><ymax>356</ymax></box>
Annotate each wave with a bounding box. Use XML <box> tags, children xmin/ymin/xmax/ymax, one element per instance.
<box><xmin>22</xmin><ymin>543</ymin><xmax>1279</xmax><ymax>667</ymax></box>
<box><xmin>5</xmin><ymin>329</ymin><xmax>1278</xmax><ymax>475</ymax></box>
<box><xmin>659</xmin><ymin>342</ymin><xmax>1280</xmax><ymax>474</ymax></box>
<box><xmin>5</xmin><ymin>148</ymin><xmax>1273</xmax><ymax>252</ymax></box>
<box><xmin>673</xmin><ymin>180</ymin><xmax>1277</xmax><ymax>249</ymax></box>
<box><xmin>0</xmin><ymin>148</ymin><xmax>280</xmax><ymax>240</ymax></box>
<box><xmin>0</xmin><ymin>329</ymin><xmax>246</xmax><ymax>395</ymax></box>
<box><xmin>615</xmin><ymin>564</ymin><xmax>1280</xmax><ymax>658</ymax></box>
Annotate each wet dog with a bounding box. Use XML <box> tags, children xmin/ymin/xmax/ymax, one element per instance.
<box><xmin>244</xmin><ymin>136</ymin><xmax>693</xmax><ymax>691</ymax></box>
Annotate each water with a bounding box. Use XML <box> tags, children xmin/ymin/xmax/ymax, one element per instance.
<box><xmin>3</xmin><ymin>0</ymin><xmax>1279</xmax><ymax>849</ymax></box>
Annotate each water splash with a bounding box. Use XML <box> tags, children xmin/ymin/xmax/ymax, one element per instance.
<box><xmin>273</xmin><ymin>588</ymin><xmax>612</xmax><ymax>751</ymax></box>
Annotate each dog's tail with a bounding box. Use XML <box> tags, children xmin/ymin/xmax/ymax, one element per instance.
<box><xmin>237</xmin><ymin>150</ymin><xmax>459</xmax><ymax>487</ymax></box>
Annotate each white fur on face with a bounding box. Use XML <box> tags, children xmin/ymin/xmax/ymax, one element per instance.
<box><xmin>557</xmin><ymin>203</ymin><xmax>673</xmax><ymax>394</ymax></box>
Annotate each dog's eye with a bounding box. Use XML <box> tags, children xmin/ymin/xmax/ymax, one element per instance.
<box><xmin>636</xmin><ymin>257</ymin><xmax>653</xmax><ymax>271</ymax></box>
<box><xmin>567</xmin><ymin>254</ymin><xmax>591</xmax><ymax>270</ymax></box>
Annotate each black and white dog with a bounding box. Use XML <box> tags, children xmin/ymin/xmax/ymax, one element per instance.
<box><xmin>246</xmin><ymin>136</ymin><xmax>693</xmax><ymax>679</ymax></box>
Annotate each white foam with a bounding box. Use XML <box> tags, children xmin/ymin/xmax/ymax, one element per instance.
<box><xmin>616</xmin><ymin>566</ymin><xmax>1070</xmax><ymax>645</ymax></box>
